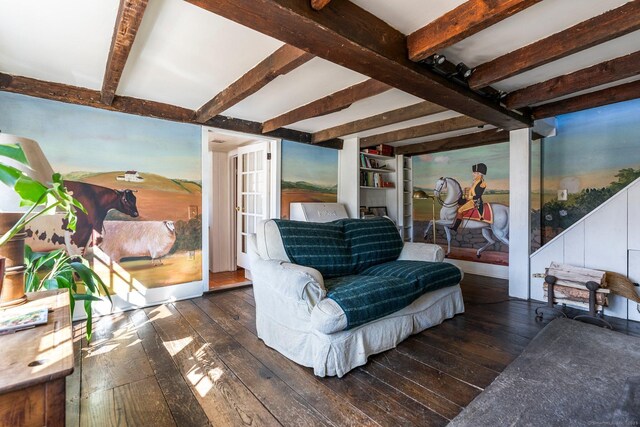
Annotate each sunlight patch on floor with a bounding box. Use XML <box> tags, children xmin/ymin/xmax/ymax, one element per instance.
<box><xmin>163</xmin><ymin>336</ymin><xmax>193</xmax><ymax>357</ymax></box>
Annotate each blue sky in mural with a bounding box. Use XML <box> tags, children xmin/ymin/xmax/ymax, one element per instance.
<box><xmin>543</xmin><ymin>98</ymin><xmax>640</xmax><ymax>190</ymax></box>
<box><xmin>0</xmin><ymin>92</ymin><xmax>201</xmax><ymax>180</ymax></box>
<box><xmin>413</xmin><ymin>141</ymin><xmax>510</xmax><ymax>191</ymax></box>
<box><xmin>281</xmin><ymin>140</ymin><xmax>338</xmax><ymax>187</ymax></box>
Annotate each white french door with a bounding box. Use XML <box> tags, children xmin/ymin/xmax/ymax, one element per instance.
<box><xmin>236</xmin><ymin>142</ymin><xmax>269</xmax><ymax>269</ymax></box>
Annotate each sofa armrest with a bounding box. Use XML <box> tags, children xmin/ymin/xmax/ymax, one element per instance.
<box><xmin>250</xmin><ymin>257</ymin><xmax>326</xmax><ymax>308</ymax></box>
<box><xmin>398</xmin><ymin>242</ymin><xmax>445</xmax><ymax>262</ymax></box>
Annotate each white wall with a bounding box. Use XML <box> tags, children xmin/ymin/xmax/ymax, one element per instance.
<box><xmin>530</xmin><ymin>178</ymin><xmax>640</xmax><ymax>320</ymax></box>
<box><xmin>509</xmin><ymin>129</ymin><xmax>532</xmax><ymax>299</ymax></box>
<box><xmin>209</xmin><ymin>150</ymin><xmax>234</xmax><ymax>272</ymax></box>
<box><xmin>337</xmin><ymin>137</ymin><xmax>360</xmax><ymax>218</ymax></box>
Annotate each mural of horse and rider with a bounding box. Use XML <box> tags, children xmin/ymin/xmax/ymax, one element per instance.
<box><xmin>413</xmin><ymin>142</ymin><xmax>511</xmax><ymax>266</ymax></box>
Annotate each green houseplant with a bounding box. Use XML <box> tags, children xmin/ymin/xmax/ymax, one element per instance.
<box><xmin>0</xmin><ymin>141</ymin><xmax>111</xmax><ymax>340</ymax></box>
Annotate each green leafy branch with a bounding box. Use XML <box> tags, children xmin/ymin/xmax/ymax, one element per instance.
<box><xmin>24</xmin><ymin>247</ymin><xmax>112</xmax><ymax>341</ymax></box>
<box><xmin>1</xmin><ymin>142</ymin><xmax>110</xmax><ymax>341</ymax></box>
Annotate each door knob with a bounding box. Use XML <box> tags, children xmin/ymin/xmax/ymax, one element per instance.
<box><xmin>235</xmin><ymin>206</ymin><xmax>241</xmax><ymax>212</ymax></box>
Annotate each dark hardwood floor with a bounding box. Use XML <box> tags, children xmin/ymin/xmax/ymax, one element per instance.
<box><xmin>66</xmin><ymin>275</ymin><xmax>640</xmax><ymax>426</ymax></box>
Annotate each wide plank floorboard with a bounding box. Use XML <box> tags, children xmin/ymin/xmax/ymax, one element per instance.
<box><xmin>67</xmin><ymin>274</ymin><xmax>640</xmax><ymax>426</ymax></box>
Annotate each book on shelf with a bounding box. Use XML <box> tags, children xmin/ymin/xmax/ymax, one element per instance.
<box><xmin>376</xmin><ymin>144</ymin><xmax>394</xmax><ymax>157</ymax></box>
<box><xmin>359</xmin><ymin>153</ymin><xmax>371</xmax><ymax>168</ymax></box>
<box><xmin>360</xmin><ymin>171</ymin><xmax>395</xmax><ymax>188</ymax></box>
<box><xmin>0</xmin><ymin>307</ymin><xmax>48</xmax><ymax>334</ymax></box>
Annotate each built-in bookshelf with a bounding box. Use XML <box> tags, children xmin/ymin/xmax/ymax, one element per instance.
<box><xmin>399</xmin><ymin>156</ymin><xmax>413</xmax><ymax>242</ymax></box>
<box><xmin>337</xmin><ymin>142</ymin><xmax>410</xmax><ymax>230</ymax></box>
<box><xmin>358</xmin><ymin>150</ymin><xmax>398</xmax><ymax>223</ymax></box>
<box><xmin>359</xmin><ymin>152</ymin><xmax>395</xmax><ymax>189</ymax></box>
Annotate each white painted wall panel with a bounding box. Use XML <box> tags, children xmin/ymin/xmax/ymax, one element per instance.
<box><xmin>530</xmin><ymin>237</ymin><xmax>564</xmax><ymax>302</ymax></box>
<box><xmin>627</xmin><ymin>251</ymin><xmax>640</xmax><ymax>322</ymax></box>
<box><xmin>509</xmin><ymin>129</ymin><xmax>531</xmax><ymax>299</ymax></box>
<box><xmin>628</xmin><ymin>181</ymin><xmax>640</xmax><ymax>250</ymax></box>
<box><xmin>210</xmin><ymin>152</ymin><xmax>233</xmax><ymax>272</ymax></box>
<box><xmin>337</xmin><ymin>138</ymin><xmax>359</xmax><ymax>218</ymax></box>
<box><xmin>563</xmin><ymin>222</ymin><xmax>585</xmax><ymax>267</ymax></box>
<box><xmin>585</xmin><ymin>192</ymin><xmax>628</xmax><ymax>319</ymax></box>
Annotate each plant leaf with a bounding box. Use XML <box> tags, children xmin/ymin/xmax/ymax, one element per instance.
<box><xmin>73</xmin><ymin>294</ymin><xmax>102</xmax><ymax>302</ymax></box>
<box><xmin>84</xmin><ymin>300</ymin><xmax>93</xmax><ymax>342</ymax></box>
<box><xmin>44</xmin><ymin>278</ymin><xmax>58</xmax><ymax>290</ymax></box>
<box><xmin>0</xmin><ymin>143</ymin><xmax>28</xmax><ymax>164</ymax></box>
<box><xmin>70</xmin><ymin>262</ymin><xmax>97</xmax><ymax>293</ymax></box>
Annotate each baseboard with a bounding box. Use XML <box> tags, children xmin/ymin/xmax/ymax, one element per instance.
<box><xmin>444</xmin><ymin>258</ymin><xmax>509</xmax><ymax>279</ymax></box>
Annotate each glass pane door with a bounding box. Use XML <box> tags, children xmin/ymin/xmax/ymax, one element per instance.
<box><xmin>236</xmin><ymin>143</ymin><xmax>268</xmax><ymax>269</ymax></box>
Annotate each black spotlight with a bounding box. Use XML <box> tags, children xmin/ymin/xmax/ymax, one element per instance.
<box><xmin>456</xmin><ymin>62</ymin><xmax>474</xmax><ymax>80</ymax></box>
<box><xmin>424</xmin><ymin>53</ymin><xmax>446</xmax><ymax>66</ymax></box>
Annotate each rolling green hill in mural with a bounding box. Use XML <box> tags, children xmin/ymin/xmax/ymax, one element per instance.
<box><xmin>536</xmin><ymin>168</ymin><xmax>640</xmax><ymax>238</ymax></box>
<box><xmin>281</xmin><ymin>180</ymin><xmax>337</xmax><ymax>193</ymax></box>
<box><xmin>62</xmin><ymin>171</ymin><xmax>201</xmax><ymax>194</ymax></box>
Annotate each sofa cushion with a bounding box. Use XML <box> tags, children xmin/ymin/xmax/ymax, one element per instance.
<box><xmin>272</xmin><ymin>217</ymin><xmax>403</xmax><ymax>278</ymax></box>
<box><xmin>361</xmin><ymin>260</ymin><xmax>462</xmax><ymax>295</ymax></box>
<box><xmin>318</xmin><ymin>261</ymin><xmax>463</xmax><ymax>331</ymax></box>
<box><xmin>339</xmin><ymin>218</ymin><xmax>404</xmax><ymax>273</ymax></box>
<box><xmin>323</xmin><ymin>274</ymin><xmax>418</xmax><ymax>330</ymax></box>
<box><xmin>272</xmin><ymin>219</ymin><xmax>351</xmax><ymax>278</ymax></box>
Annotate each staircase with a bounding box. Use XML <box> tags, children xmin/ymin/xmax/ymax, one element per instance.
<box><xmin>530</xmin><ymin>177</ymin><xmax>640</xmax><ymax>321</ymax></box>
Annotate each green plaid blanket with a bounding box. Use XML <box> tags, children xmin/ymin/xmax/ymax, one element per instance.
<box><xmin>273</xmin><ymin>218</ymin><xmax>460</xmax><ymax>329</ymax></box>
<box><xmin>326</xmin><ymin>261</ymin><xmax>462</xmax><ymax>329</ymax></box>
<box><xmin>273</xmin><ymin>218</ymin><xmax>402</xmax><ymax>278</ymax></box>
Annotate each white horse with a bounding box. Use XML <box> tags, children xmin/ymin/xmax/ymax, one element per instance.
<box><xmin>424</xmin><ymin>177</ymin><xmax>509</xmax><ymax>258</ymax></box>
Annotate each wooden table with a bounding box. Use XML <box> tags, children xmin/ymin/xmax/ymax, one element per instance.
<box><xmin>0</xmin><ymin>290</ymin><xmax>74</xmax><ymax>427</ymax></box>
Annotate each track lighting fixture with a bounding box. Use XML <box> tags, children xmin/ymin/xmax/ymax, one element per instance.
<box><xmin>423</xmin><ymin>53</ymin><xmax>446</xmax><ymax>66</ymax></box>
<box><xmin>456</xmin><ymin>62</ymin><xmax>474</xmax><ymax>80</ymax></box>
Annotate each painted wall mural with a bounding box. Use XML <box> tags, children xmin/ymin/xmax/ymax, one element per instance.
<box><xmin>0</xmin><ymin>92</ymin><xmax>202</xmax><ymax>289</ymax></box>
<box><xmin>532</xmin><ymin>98</ymin><xmax>640</xmax><ymax>250</ymax></box>
<box><xmin>280</xmin><ymin>139</ymin><xmax>338</xmax><ymax>219</ymax></box>
<box><xmin>413</xmin><ymin>142</ymin><xmax>510</xmax><ymax>265</ymax></box>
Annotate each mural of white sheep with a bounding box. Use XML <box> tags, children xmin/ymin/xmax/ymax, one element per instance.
<box><xmin>100</xmin><ymin>220</ymin><xmax>176</xmax><ymax>265</ymax></box>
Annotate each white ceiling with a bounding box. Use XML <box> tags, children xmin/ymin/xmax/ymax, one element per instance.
<box><xmin>440</xmin><ymin>0</ymin><xmax>631</xmax><ymax>67</ymax></box>
<box><xmin>223</xmin><ymin>57</ymin><xmax>368</xmax><ymax>123</ymax></box>
<box><xmin>290</xmin><ymin>89</ymin><xmax>423</xmax><ymax>133</ymax></box>
<box><xmin>349</xmin><ymin>0</ymin><xmax>467</xmax><ymax>34</ymax></box>
<box><xmin>117</xmin><ymin>0</ymin><xmax>284</xmax><ymax>109</ymax></box>
<box><xmin>0</xmin><ymin>0</ymin><xmax>637</xmax><ymax>146</ymax></box>
<box><xmin>0</xmin><ymin>0</ymin><xmax>118</xmax><ymax>89</ymax></box>
<box><xmin>207</xmin><ymin>129</ymin><xmax>262</xmax><ymax>152</ymax></box>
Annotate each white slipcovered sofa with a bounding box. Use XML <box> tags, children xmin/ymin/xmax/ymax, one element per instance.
<box><xmin>249</xmin><ymin>218</ymin><xmax>465</xmax><ymax>377</ymax></box>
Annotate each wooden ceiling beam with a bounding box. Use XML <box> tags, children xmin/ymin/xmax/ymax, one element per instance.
<box><xmin>408</xmin><ymin>0</ymin><xmax>541</xmax><ymax>62</ymax></box>
<box><xmin>360</xmin><ymin>116</ymin><xmax>485</xmax><ymax>147</ymax></box>
<box><xmin>396</xmin><ymin>129</ymin><xmax>510</xmax><ymax>156</ymax></box>
<box><xmin>531</xmin><ymin>79</ymin><xmax>640</xmax><ymax>120</ymax></box>
<box><xmin>0</xmin><ymin>72</ymin><xmax>342</xmax><ymax>149</ymax></box>
<box><xmin>101</xmin><ymin>0</ymin><xmax>149</xmax><ymax>106</ymax></box>
<box><xmin>505</xmin><ymin>51</ymin><xmax>640</xmax><ymax>109</ymax></box>
<box><xmin>262</xmin><ymin>79</ymin><xmax>391</xmax><ymax>133</ymax></box>
<box><xmin>312</xmin><ymin>101</ymin><xmax>448</xmax><ymax>143</ymax></box>
<box><xmin>186</xmin><ymin>0</ymin><xmax>530</xmax><ymax>130</ymax></box>
<box><xmin>310</xmin><ymin>0</ymin><xmax>331</xmax><ymax>11</ymax></box>
<box><xmin>195</xmin><ymin>44</ymin><xmax>313</xmax><ymax>122</ymax></box>
<box><xmin>469</xmin><ymin>1</ymin><xmax>640</xmax><ymax>89</ymax></box>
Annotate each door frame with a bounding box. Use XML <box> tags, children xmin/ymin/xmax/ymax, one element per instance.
<box><xmin>202</xmin><ymin>126</ymin><xmax>281</xmax><ymax>292</ymax></box>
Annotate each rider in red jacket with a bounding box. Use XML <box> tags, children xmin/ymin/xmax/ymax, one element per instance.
<box><xmin>449</xmin><ymin>163</ymin><xmax>487</xmax><ymax>231</ymax></box>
